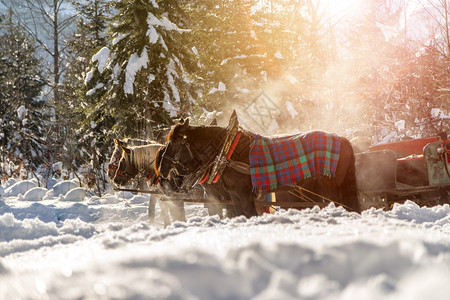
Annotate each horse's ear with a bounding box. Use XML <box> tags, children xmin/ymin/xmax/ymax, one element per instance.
<box><xmin>179</xmin><ymin>118</ymin><xmax>190</xmax><ymax>132</ymax></box>
<box><xmin>179</xmin><ymin>117</ymin><xmax>184</xmax><ymax>124</ymax></box>
<box><xmin>119</xmin><ymin>143</ymin><xmax>131</xmax><ymax>155</ymax></box>
<box><xmin>210</xmin><ymin>118</ymin><xmax>217</xmax><ymax>126</ymax></box>
<box><xmin>115</xmin><ymin>138</ymin><xmax>126</xmax><ymax>147</ymax></box>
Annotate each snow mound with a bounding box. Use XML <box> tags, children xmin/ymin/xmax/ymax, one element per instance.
<box><xmin>88</xmin><ymin>194</ymin><xmax>123</xmax><ymax>205</ymax></box>
<box><xmin>61</xmin><ymin>188</ymin><xmax>87</xmax><ymax>202</ymax></box>
<box><xmin>0</xmin><ymin>261</ymin><xmax>7</xmax><ymax>274</ymax></box>
<box><xmin>3</xmin><ymin>180</ymin><xmax>38</xmax><ymax>197</ymax></box>
<box><xmin>115</xmin><ymin>191</ymin><xmax>135</xmax><ymax>199</ymax></box>
<box><xmin>2</xmin><ymin>178</ymin><xmax>16</xmax><ymax>189</ymax></box>
<box><xmin>0</xmin><ymin>212</ymin><xmax>58</xmax><ymax>242</ymax></box>
<box><xmin>22</xmin><ymin>187</ymin><xmax>48</xmax><ymax>201</ymax></box>
<box><xmin>130</xmin><ymin>194</ymin><xmax>150</xmax><ymax>205</ymax></box>
<box><xmin>388</xmin><ymin>200</ymin><xmax>450</xmax><ymax>224</ymax></box>
<box><xmin>0</xmin><ymin>212</ymin><xmax>97</xmax><ymax>257</ymax></box>
<box><xmin>45</xmin><ymin>180</ymin><xmax>79</xmax><ymax>198</ymax></box>
<box><xmin>45</xmin><ymin>177</ymin><xmax>59</xmax><ymax>189</ymax></box>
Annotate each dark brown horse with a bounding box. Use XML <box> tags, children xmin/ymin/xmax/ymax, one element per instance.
<box><xmin>158</xmin><ymin>118</ymin><xmax>361</xmax><ymax>217</ymax></box>
<box><xmin>154</xmin><ymin>146</ymin><xmax>237</xmax><ymax>218</ymax></box>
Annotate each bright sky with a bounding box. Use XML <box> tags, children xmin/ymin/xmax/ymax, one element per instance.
<box><xmin>318</xmin><ymin>0</ymin><xmax>362</xmax><ymax>20</ymax></box>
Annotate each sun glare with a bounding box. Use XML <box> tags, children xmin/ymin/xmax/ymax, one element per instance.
<box><xmin>319</xmin><ymin>0</ymin><xmax>361</xmax><ymax>19</ymax></box>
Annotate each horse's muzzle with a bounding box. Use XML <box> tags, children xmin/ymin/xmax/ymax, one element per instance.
<box><xmin>158</xmin><ymin>164</ymin><xmax>172</xmax><ymax>179</ymax></box>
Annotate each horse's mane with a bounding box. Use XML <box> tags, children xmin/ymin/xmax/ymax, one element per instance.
<box><xmin>127</xmin><ymin>143</ymin><xmax>163</xmax><ymax>170</ymax></box>
<box><xmin>166</xmin><ymin>127</ymin><xmax>175</xmax><ymax>142</ymax></box>
<box><xmin>123</xmin><ymin>138</ymin><xmax>158</xmax><ymax>146</ymax></box>
<box><xmin>166</xmin><ymin>123</ymin><xmax>227</xmax><ymax>142</ymax></box>
<box><xmin>110</xmin><ymin>138</ymin><xmax>158</xmax><ymax>164</ymax></box>
<box><xmin>154</xmin><ymin>147</ymin><xmax>164</xmax><ymax>176</ymax></box>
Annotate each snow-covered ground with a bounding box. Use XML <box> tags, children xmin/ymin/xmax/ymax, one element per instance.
<box><xmin>1</xmin><ymin>177</ymin><xmax>450</xmax><ymax>299</ymax></box>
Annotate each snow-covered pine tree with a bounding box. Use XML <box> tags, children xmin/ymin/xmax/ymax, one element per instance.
<box><xmin>0</xmin><ymin>11</ymin><xmax>47</xmax><ymax>175</ymax></box>
<box><xmin>186</xmin><ymin>0</ymin><xmax>264</xmax><ymax>113</ymax></box>
<box><xmin>186</xmin><ymin>0</ymin><xmax>329</xmax><ymax>131</ymax></box>
<box><xmin>62</xmin><ymin>0</ymin><xmax>110</xmax><ymax>117</ymax></box>
<box><xmin>60</xmin><ymin>0</ymin><xmax>111</xmax><ymax>193</ymax></box>
<box><xmin>83</xmin><ymin>0</ymin><xmax>197</xmax><ymax>142</ymax></box>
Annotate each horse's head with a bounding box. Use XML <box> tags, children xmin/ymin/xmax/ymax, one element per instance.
<box><xmin>159</xmin><ymin>118</ymin><xmax>199</xmax><ymax>179</ymax></box>
<box><xmin>108</xmin><ymin>139</ymin><xmax>126</xmax><ymax>181</ymax></box>
<box><xmin>108</xmin><ymin>139</ymin><xmax>139</xmax><ymax>186</ymax></box>
<box><xmin>109</xmin><ymin>138</ymin><xmax>164</xmax><ymax>187</ymax></box>
<box><xmin>155</xmin><ymin>145</ymin><xmax>186</xmax><ymax>193</ymax></box>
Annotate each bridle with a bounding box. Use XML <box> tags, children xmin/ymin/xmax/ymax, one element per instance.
<box><xmin>160</xmin><ymin>122</ymin><xmax>249</xmax><ymax>191</ymax></box>
<box><xmin>161</xmin><ymin>135</ymin><xmax>198</xmax><ymax>176</ymax></box>
<box><xmin>108</xmin><ymin>162</ymin><xmax>134</xmax><ymax>179</ymax></box>
<box><xmin>108</xmin><ymin>163</ymin><xmax>119</xmax><ymax>176</ymax></box>
<box><xmin>161</xmin><ymin>132</ymin><xmax>229</xmax><ymax>191</ymax></box>
<box><xmin>109</xmin><ymin>149</ymin><xmax>137</xmax><ymax>185</ymax></box>
<box><xmin>108</xmin><ymin>148</ymin><xmax>122</xmax><ymax>179</ymax></box>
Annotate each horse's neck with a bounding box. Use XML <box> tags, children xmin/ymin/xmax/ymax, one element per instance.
<box><xmin>125</xmin><ymin>138</ymin><xmax>156</xmax><ymax>146</ymax></box>
<box><xmin>189</xmin><ymin>126</ymin><xmax>226</xmax><ymax>144</ymax></box>
<box><xmin>189</xmin><ymin>126</ymin><xmax>226</xmax><ymax>155</ymax></box>
<box><xmin>188</xmin><ymin>126</ymin><xmax>254</xmax><ymax>163</ymax></box>
<box><xmin>233</xmin><ymin>130</ymin><xmax>254</xmax><ymax>163</ymax></box>
<box><xmin>130</xmin><ymin>145</ymin><xmax>161</xmax><ymax>173</ymax></box>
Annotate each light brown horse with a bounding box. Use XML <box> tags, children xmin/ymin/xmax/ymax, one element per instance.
<box><xmin>108</xmin><ymin>139</ymin><xmax>186</xmax><ymax>227</ymax></box>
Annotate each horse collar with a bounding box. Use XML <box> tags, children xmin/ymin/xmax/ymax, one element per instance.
<box><xmin>207</xmin><ymin>130</ymin><xmax>242</xmax><ymax>184</ymax></box>
<box><xmin>226</xmin><ymin>130</ymin><xmax>242</xmax><ymax>160</ymax></box>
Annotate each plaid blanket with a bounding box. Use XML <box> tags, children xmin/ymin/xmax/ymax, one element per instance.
<box><xmin>249</xmin><ymin>131</ymin><xmax>341</xmax><ymax>192</ymax></box>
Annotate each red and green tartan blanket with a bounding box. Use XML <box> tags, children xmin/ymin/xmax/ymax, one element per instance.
<box><xmin>249</xmin><ymin>131</ymin><xmax>341</xmax><ymax>192</ymax></box>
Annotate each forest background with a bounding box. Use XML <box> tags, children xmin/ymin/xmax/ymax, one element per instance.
<box><xmin>0</xmin><ymin>0</ymin><xmax>449</xmax><ymax>195</ymax></box>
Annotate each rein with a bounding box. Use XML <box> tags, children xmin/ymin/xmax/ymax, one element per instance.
<box><xmin>113</xmin><ymin>187</ymin><xmax>163</xmax><ymax>194</ymax></box>
<box><xmin>179</xmin><ymin>160</ymin><xmax>215</xmax><ymax>191</ymax></box>
<box><xmin>289</xmin><ymin>186</ymin><xmax>352</xmax><ymax>211</ymax></box>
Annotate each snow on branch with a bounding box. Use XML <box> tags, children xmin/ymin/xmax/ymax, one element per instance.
<box><xmin>124</xmin><ymin>47</ymin><xmax>150</xmax><ymax>95</ymax></box>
